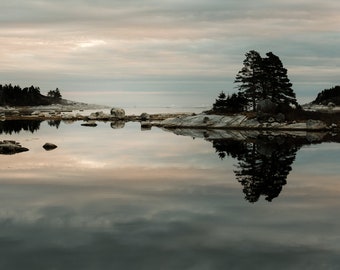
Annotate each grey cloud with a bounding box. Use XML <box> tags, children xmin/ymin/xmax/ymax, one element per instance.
<box><xmin>1</xmin><ymin>0</ymin><xmax>339</xmax><ymax>104</ymax></box>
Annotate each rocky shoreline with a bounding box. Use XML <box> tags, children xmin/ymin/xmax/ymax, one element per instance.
<box><xmin>1</xmin><ymin>101</ymin><xmax>339</xmax><ymax>133</ymax></box>
<box><xmin>150</xmin><ymin>113</ymin><xmax>338</xmax><ymax>131</ymax></box>
<box><xmin>1</xmin><ymin>102</ymin><xmax>340</xmax><ymax>155</ymax></box>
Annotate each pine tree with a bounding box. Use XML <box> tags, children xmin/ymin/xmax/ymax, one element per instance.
<box><xmin>234</xmin><ymin>50</ymin><xmax>263</xmax><ymax>111</ymax></box>
<box><xmin>212</xmin><ymin>91</ymin><xmax>247</xmax><ymax>113</ymax></box>
<box><xmin>234</xmin><ymin>50</ymin><xmax>298</xmax><ymax>112</ymax></box>
<box><xmin>262</xmin><ymin>52</ymin><xmax>297</xmax><ymax>106</ymax></box>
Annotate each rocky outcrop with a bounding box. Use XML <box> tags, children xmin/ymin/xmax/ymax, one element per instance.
<box><xmin>111</xmin><ymin>107</ymin><xmax>125</xmax><ymax>119</ymax></box>
<box><xmin>43</xmin><ymin>143</ymin><xmax>58</xmax><ymax>151</ymax></box>
<box><xmin>152</xmin><ymin>113</ymin><xmax>329</xmax><ymax>131</ymax></box>
<box><xmin>140</xmin><ymin>113</ymin><xmax>150</xmax><ymax>121</ymax></box>
<box><xmin>0</xmin><ymin>140</ymin><xmax>29</xmax><ymax>155</ymax></box>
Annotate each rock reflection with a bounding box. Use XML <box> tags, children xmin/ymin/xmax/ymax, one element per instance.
<box><xmin>212</xmin><ymin>136</ymin><xmax>305</xmax><ymax>203</ymax></box>
<box><xmin>0</xmin><ymin>120</ymin><xmax>42</xmax><ymax>134</ymax></box>
<box><xmin>110</xmin><ymin>121</ymin><xmax>125</xmax><ymax>129</ymax></box>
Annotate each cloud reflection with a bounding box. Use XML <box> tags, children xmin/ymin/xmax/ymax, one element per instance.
<box><xmin>1</xmin><ymin>122</ymin><xmax>340</xmax><ymax>268</ymax></box>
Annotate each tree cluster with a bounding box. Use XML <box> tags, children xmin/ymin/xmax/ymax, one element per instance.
<box><xmin>312</xmin><ymin>85</ymin><xmax>340</xmax><ymax>106</ymax></box>
<box><xmin>211</xmin><ymin>50</ymin><xmax>297</xmax><ymax>114</ymax></box>
<box><xmin>234</xmin><ymin>50</ymin><xmax>298</xmax><ymax>111</ymax></box>
<box><xmin>0</xmin><ymin>84</ymin><xmax>62</xmax><ymax>106</ymax></box>
<box><xmin>47</xmin><ymin>88</ymin><xmax>62</xmax><ymax>100</ymax></box>
<box><xmin>212</xmin><ymin>91</ymin><xmax>247</xmax><ymax>113</ymax></box>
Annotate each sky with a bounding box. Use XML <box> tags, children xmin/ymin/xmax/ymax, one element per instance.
<box><xmin>1</xmin><ymin>0</ymin><xmax>340</xmax><ymax>107</ymax></box>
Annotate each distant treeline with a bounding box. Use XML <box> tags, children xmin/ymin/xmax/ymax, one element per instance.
<box><xmin>0</xmin><ymin>84</ymin><xmax>62</xmax><ymax>106</ymax></box>
<box><xmin>312</xmin><ymin>86</ymin><xmax>340</xmax><ymax>106</ymax></box>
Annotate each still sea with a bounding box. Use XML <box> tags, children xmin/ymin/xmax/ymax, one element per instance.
<box><xmin>0</xmin><ymin>111</ymin><xmax>340</xmax><ymax>269</ymax></box>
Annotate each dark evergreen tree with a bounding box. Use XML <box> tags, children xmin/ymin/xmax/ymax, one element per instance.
<box><xmin>234</xmin><ymin>50</ymin><xmax>298</xmax><ymax>111</ymax></box>
<box><xmin>212</xmin><ymin>91</ymin><xmax>247</xmax><ymax>113</ymax></box>
<box><xmin>0</xmin><ymin>84</ymin><xmax>62</xmax><ymax>106</ymax></box>
<box><xmin>47</xmin><ymin>88</ymin><xmax>62</xmax><ymax>100</ymax></box>
<box><xmin>234</xmin><ymin>50</ymin><xmax>264</xmax><ymax>111</ymax></box>
<box><xmin>262</xmin><ymin>52</ymin><xmax>297</xmax><ymax>106</ymax></box>
<box><xmin>212</xmin><ymin>91</ymin><xmax>227</xmax><ymax>112</ymax></box>
<box><xmin>313</xmin><ymin>85</ymin><xmax>340</xmax><ymax>105</ymax></box>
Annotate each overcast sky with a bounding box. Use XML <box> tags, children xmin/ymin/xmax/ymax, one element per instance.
<box><xmin>1</xmin><ymin>0</ymin><xmax>340</xmax><ymax>106</ymax></box>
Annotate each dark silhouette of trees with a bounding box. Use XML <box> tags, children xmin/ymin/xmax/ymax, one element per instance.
<box><xmin>234</xmin><ymin>50</ymin><xmax>297</xmax><ymax>111</ymax></box>
<box><xmin>47</xmin><ymin>88</ymin><xmax>62</xmax><ymax>101</ymax></box>
<box><xmin>234</xmin><ymin>50</ymin><xmax>264</xmax><ymax>111</ymax></box>
<box><xmin>312</xmin><ymin>85</ymin><xmax>340</xmax><ymax>105</ymax></box>
<box><xmin>0</xmin><ymin>84</ymin><xmax>62</xmax><ymax>106</ymax></box>
<box><xmin>212</xmin><ymin>136</ymin><xmax>303</xmax><ymax>203</ymax></box>
<box><xmin>261</xmin><ymin>52</ymin><xmax>297</xmax><ymax>106</ymax></box>
<box><xmin>212</xmin><ymin>91</ymin><xmax>247</xmax><ymax>113</ymax></box>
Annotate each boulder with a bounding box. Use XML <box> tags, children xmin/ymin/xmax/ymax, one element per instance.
<box><xmin>43</xmin><ymin>143</ymin><xmax>58</xmax><ymax>151</ymax></box>
<box><xmin>0</xmin><ymin>140</ymin><xmax>29</xmax><ymax>155</ymax></box>
<box><xmin>110</xmin><ymin>107</ymin><xmax>125</xmax><ymax>119</ymax></box>
<box><xmin>140</xmin><ymin>112</ymin><xmax>150</xmax><ymax>121</ymax></box>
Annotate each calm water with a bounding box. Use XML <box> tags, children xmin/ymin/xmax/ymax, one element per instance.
<box><xmin>1</xmin><ymin>119</ymin><xmax>340</xmax><ymax>269</ymax></box>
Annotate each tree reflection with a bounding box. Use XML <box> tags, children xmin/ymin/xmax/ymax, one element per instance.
<box><xmin>47</xmin><ymin>120</ymin><xmax>61</xmax><ymax>129</ymax></box>
<box><xmin>212</xmin><ymin>136</ymin><xmax>304</xmax><ymax>203</ymax></box>
<box><xmin>0</xmin><ymin>120</ymin><xmax>42</xmax><ymax>134</ymax></box>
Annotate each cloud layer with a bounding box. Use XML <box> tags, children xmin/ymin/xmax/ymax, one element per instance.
<box><xmin>1</xmin><ymin>0</ymin><xmax>340</xmax><ymax>105</ymax></box>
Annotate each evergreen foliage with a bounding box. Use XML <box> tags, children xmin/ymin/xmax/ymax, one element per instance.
<box><xmin>312</xmin><ymin>86</ymin><xmax>340</xmax><ymax>105</ymax></box>
<box><xmin>262</xmin><ymin>52</ymin><xmax>297</xmax><ymax>106</ymax></box>
<box><xmin>47</xmin><ymin>88</ymin><xmax>62</xmax><ymax>100</ymax></box>
<box><xmin>212</xmin><ymin>91</ymin><xmax>247</xmax><ymax>113</ymax></box>
<box><xmin>234</xmin><ymin>50</ymin><xmax>263</xmax><ymax>111</ymax></box>
<box><xmin>0</xmin><ymin>84</ymin><xmax>62</xmax><ymax>106</ymax></box>
<box><xmin>234</xmin><ymin>50</ymin><xmax>297</xmax><ymax>111</ymax></box>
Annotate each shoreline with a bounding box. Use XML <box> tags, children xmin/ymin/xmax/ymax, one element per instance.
<box><xmin>0</xmin><ymin>101</ymin><xmax>339</xmax><ymax>133</ymax></box>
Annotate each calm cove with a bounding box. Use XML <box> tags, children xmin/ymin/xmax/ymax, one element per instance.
<box><xmin>0</xmin><ymin>117</ymin><xmax>340</xmax><ymax>269</ymax></box>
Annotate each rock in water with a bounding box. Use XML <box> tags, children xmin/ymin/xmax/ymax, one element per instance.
<box><xmin>43</xmin><ymin>143</ymin><xmax>58</xmax><ymax>151</ymax></box>
<box><xmin>0</xmin><ymin>140</ymin><xmax>29</xmax><ymax>155</ymax></box>
<box><xmin>81</xmin><ymin>121</ymin><xmax>97</xmax><ymax>127</ymax></box>
<box><xmin>110</xmin><ymin>107</ymin><xmax>125</xmax><ymax>119</ymax></box>
<box><xmin>140</xmin><ymin>112</ymin><xmax>150</xmax><ymax>121</ymax></box>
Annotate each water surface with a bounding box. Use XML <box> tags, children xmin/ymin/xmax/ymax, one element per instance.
<box><xmin>0</xmin><ymin>120</ymin><xmax>340</xmax><ymax>269</ymax></box>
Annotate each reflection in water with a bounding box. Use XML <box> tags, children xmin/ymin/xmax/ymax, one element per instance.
<box><xmin>212</xmin><ymin>136</ymin><xmax>306</xmax><ymax>203</ymax></box>
<box><xmin>0</xmin><ymin>120</ymin><xmax>42</xmax><ymax>134</ymax></box>
<box><xmin>0</xmin><ymin>121</ymin><xmax>340</xmax><ymax>269</ymax></box>
<box><xmin>110</xmin><ymin>120</ymin><xmax>125</xmax><ymax>129</ymax></box>
<box><xmin>47</xmin><ymin>120</ymin><xmax>61</xmax><ymax>129</ymax></box>
<box><xmin>0</xmin><ymin>120</ymin><xmax>65</xmax><ymax>134</ymax></box>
